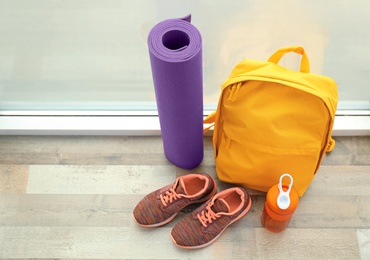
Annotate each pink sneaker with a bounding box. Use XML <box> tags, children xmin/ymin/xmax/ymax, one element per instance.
<box><xmin>170</xmin><ymin>187</ymin><xmax>252</xmax><ymax>249</ymax></box>
<box><xmin>133</xmin><ymin>173</ymin><xmax>217</xmax><ymax>227</ymax></box>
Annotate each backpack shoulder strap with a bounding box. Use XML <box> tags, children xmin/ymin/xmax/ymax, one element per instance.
<box><xmin>203</xmin><ymin>111</ymin><xmax>216</xmax><ymax>134</ymax></box>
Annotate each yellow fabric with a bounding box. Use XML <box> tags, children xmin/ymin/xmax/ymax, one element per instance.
<box><xmin>207</xmin><ymin>46</ymin><xmax>338</xmax><ymax>196</ymax></box>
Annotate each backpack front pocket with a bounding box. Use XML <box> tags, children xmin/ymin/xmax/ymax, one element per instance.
<box><xmin>215</xmin><ymin>130</ymin><xmax>320</xmax><ymax>196</ymax></box>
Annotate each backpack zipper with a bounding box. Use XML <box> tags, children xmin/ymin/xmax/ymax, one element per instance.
<box><xmin>228</xmin><ymin>82</ymin><xmax>242</xmax><ymax>101</ymax></box>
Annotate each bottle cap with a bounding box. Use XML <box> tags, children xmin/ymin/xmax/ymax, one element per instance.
<box><xmin>266</xmin><ymin>173</ymin><xmax>299</xmax><ymax>215</ymax></box>
<box><xmin>277</xmin><ymin>174</ymin><xmax>293</xmax><ymax>210</ymax></box>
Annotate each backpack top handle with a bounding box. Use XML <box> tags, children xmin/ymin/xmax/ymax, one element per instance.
<box><xmin>268</xmin><ymin>46</ymin><xmax>310</xmax><ymax>73</ymax></box>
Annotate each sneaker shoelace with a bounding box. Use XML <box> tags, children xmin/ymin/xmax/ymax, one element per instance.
<box><xmin>197</xmin><ymin>203</ymin><xmax>220</xmax><ymax>228</ymax></box>
<box><xmin>160</xmin><ymin>187</ymin><xmax>181</xmax><ymax>206</ymax></box>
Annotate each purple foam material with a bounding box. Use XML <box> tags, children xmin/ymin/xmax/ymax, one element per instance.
<box><xmin>148</xmin><ymin>15</ymin><xmax>203</xmax><ymax>169</ymax></box>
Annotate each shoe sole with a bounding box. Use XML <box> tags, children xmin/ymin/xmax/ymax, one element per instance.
<box><xmin>170</xmin><ymin>196</ymin><xmax>252</xmax><ymax>249</ymax></box>
<box><xmin>133</xmin><ymin>176</ymin><xmax>218</xmax><ymax>228</ymax></box>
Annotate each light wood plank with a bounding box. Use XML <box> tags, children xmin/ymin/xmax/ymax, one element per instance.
<box><xmin>308</xmin><ymin>165</ymin><xmax>370</xmax><ymax>196</ymax></box>
<box><xmin>0</xmin><ymin>136</ymin><xmax>169</xmax><ymax>165</ymax></box>
<box><xmin>323</xmin><ymin>136</ymin><xmax>370</xmax><ymax>165</ymax></box>
<box><xmin>0</xmin><ymin>226</ymin><xmax>213</xmax><ymax>259</ymax></box>
<box><xmin>293</xmin><ymin>195</ymin><xmax>370</xmax><ymax>229</ymax></box>
<box><xmin>0</xmin><ymin>165</ymin><xmax>29</xmax><ymax>193</ymax></box>
<box><xmin>0</xmin><ymin>227</ymin><xmax>361</xmax><ymax>259</ymax></box>
<box><xmin>0</xmin><ymin>194</ymin><xmax>140</xmax><ymax>227</ymax></box>
<box><xmin>255</xmin><ymin>228</ymin><xmax>361</xmax><ymax>259</ymax></box>
<box><xmin>26</xmin><ymin>165</ymin><xmax>176</xmax><ymax>194</ymax></box>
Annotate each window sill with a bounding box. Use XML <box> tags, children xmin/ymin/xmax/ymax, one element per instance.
<box><xmin>0</xmin><ymin>111</ymin><xmax>369</xmax><ymax>136</ymax></box>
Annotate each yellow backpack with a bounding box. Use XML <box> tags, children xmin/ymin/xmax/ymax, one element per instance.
<box><xmin>205</xmin><ymin>46</ymin><xmax>338</xmax><ymax>196</ymax></box>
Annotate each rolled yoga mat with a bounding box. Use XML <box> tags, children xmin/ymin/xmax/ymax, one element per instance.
<box><xmin>148</xmin><ymin>15</ymin><xmax>203</xmax><ymax>169</ymax></box>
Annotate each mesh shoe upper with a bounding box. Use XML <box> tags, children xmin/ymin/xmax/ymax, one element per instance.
<box><xmin>170</xmin><ymin>187</ymin><xmax>252</xmax><ymax>248</ymax></box>
<box><xmin>133</xmin><ymin>173</ymin><xmax>217</xmax><ymax>227</ymax></box>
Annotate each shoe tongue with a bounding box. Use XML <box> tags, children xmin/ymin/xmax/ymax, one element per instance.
<box><xmin>211</xmin><ymin>198</ymin><xmax>230</xmax><ymax>213</ymax></box>
<box><xmin>175</xmin><ymin>178</ymin><xmax>188</xmax><ymax>195</ymax></box>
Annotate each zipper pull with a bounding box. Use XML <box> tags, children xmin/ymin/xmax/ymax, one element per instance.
<box><xmin>227</xmin><ymin>84</ymin><xmax>236</xmax><ymax>100</ymax></box>
<box><xmin>231</xmin><ymin>82</ymin><xmax>241</xmax><ymax>101</ymax></box>
<box><xmin>227</xmin><ymin>82</ymin><xmax>242</xmax><ymax>101</ymax></box>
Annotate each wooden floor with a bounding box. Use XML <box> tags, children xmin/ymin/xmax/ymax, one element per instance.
<box><xmin>0</xmin><ymin>135</ymin><xmax>369</xmax><ymax>259</ymax></box>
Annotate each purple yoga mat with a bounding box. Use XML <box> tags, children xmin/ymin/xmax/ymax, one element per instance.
<box><xmin>148</xmin><ymin>15</ymin><xmax>203</xmax><ymax>169</ymax></box>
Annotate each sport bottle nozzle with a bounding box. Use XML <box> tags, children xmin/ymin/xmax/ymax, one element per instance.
<box><xmin>277</xmin><ymin>173</ymin><xmax>293</xmax><ymax>210</ymax></box>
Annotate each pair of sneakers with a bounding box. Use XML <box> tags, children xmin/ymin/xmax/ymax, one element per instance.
<box><xmin>132</xmin><ymin>173</ymin><xmax>252</xmax><ymax>249</ymax></box>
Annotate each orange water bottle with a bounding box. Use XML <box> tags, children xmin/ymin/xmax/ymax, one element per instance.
<box><xmin>261</xmin><ymin>173</ymin><xmax>299</xmax><ymax>232</ymax></box>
